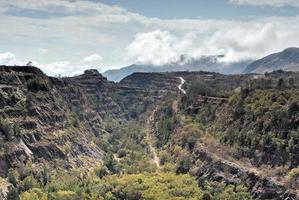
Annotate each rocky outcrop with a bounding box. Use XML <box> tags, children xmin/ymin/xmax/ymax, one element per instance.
<box><xmin>194</xmin><ymin>147</ymin><xmax>298</xmax><ymax>199</ymax></box>
<box><xmin>0</xmin><ymin>178</ymin><xmax>12</xmax><ymax>200</ymax></box>
<box><xmin>0</xmin><ymin>66</ymin><xmax>109</xmax><ymax>176</ymax></box>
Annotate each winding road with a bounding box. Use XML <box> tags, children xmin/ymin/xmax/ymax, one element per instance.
<box><xmin>178</xmin><ymin>77</ymin><xmax>186</xmax><ymax>94</ymax></box>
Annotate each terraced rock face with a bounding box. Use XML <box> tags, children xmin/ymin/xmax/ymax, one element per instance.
<box><xmin>0</xmin><ymin>66</ymin><xmax>112</xmax><ymax>176</ymax></box>
<box><xmin>120</xmin><ymin>72</ymin><xmax>180</xmax><ymax>92</ymax></box>
<box><xmin>0</xmin><ymin>66</ymin><xmax>180</xmax><ymax>177</ymax></box>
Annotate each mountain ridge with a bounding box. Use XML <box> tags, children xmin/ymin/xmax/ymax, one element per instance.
<box><xmin>104</xmin><ymin>56</ymin><xmax>251</xmax><ymax>82</ymax></box>
<box><xmin>244</xmin><ymin>47</ymin><xmax>299</xmax><ymax>73</ymax></box>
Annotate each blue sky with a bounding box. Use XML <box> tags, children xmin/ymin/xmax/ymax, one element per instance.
<box><xmin>0</xmin><ymin>0</ymin><xmax>299</xmax><ymax>75</ymax></box>
<box><xmin>99</xmin><ymin>0</ymin><xmax>299</xmax><ymax>19</ymax></box>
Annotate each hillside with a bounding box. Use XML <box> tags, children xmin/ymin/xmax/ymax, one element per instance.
<box><xmin>0</xmin><ymin>66</ymin><xmax>298</xmax><ymax>200</ymax></box>
<box><xmin>244</xmin><ymin>47</ymin><xmax>299</xmax><ymax>74</ymax></box>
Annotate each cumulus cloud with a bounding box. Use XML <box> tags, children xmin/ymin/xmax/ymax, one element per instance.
<box><xmin>127</xmin><ymin>30</ymin><xmax>196</xmax><ymax>66</ymax></box>
<box><xmin>38</xmin><ymin>53</ymin><xmax>104</xmax><ymax>75</ymax></box>
<box><xmin>82</xmin><ymin>54</ymin><xmax>103</xmax><ymax>63</ymax></box>
<box><xmin>0</xmin><ymin>52</ymin><xmax>16</xmax><ymax>65</ymax></box>
<box><xmin>127</xmin><ymin>16</ymin><xmax>299</xmax><ymax>66</ymax></box>
<box><xmin>199</xmin><ymin>23</ymin><xmax>279</xmax><ymax>63</ymax></box>
<box><xmin>35</xmin><ymin>61</ymin><xmax>96</xmax><ymax>76</ymax></box>
<box><xmin>229</xmin><ymin>0</ymin><xmax>299</xmax><ymax>7</ymax></box>
<box><xmin>40</xmin><ymin>61</ymin><xmax>71</xmax><ymax>75</ymax></box>
<box><xmin>0</xmin><ymin>0</ymin><xmax>299</xmax><ymax>73</ymax></box>
<box><xmin>0</xmin><ymin>52</ymin><xmax>102</xmax><ymax>76</ymax></box>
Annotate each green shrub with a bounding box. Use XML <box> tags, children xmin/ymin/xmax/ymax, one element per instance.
<box><xmin>27</xmin><ymin>78</ymin><xmax>49</xmax><ymax>92</ymax></box>
<box><xmin>117</xmin><ymin>149</ymin><xmax>127</xmax><ymax>158</ymax></box>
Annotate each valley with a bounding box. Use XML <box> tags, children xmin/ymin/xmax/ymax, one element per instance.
<box><xmin>0</xmin><ymin>66</ymin><xmax>298</xmax><ymax>200</ymax></box>
<box><xmin>2</xmin><ymin>0</ymin><xmax>299</xmax><ymax>199</ymax></box>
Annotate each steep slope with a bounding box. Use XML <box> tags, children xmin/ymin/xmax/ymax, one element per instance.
<box><xmin>0</xmin><ymin>66</ymin><xmax>115</xmax><ymax>177</ymax></box>
<box><xmin>161</xmin><ymin>71</ymin><xmax>299</xmax><ymax>199</ymax></box>
<box><xmin>244</xmin><ymin>47</ymin><xmax>299</xmax><ymax>73</ymax></box>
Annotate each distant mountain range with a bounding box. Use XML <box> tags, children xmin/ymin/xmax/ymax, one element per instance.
<box><xmin>104</xmin><ymin>47</ymin><xmax>299</xmax><ymax>82</ymax></box>
<box><xmin>244</xmin><ymin>47</ymin><xmax>299</xmax><ymax>74</ymax></box>
<box><xmin>103</xmin><ymin>55</ymin><xmax>251</xmax><ymax>82</ymax></box>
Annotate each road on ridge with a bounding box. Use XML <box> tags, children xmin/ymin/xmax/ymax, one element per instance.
<box><xmin>178</xmin><ymin>77</ymin><xmax>186</xmax><ymax>94</ymax></box>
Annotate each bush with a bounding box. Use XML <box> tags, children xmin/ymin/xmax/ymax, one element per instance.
<box><xmin>0</xmin><ymin>119</ymin><xmax>14</xmax><ymax>141</ymax></box>
<box><xmin>105</xmin><ymin>173</ymin><xmax>203</xmax><ymax>200</ymax></box>
<box><xmin>27</xmin><ymin>78</ymin><xmax>49</xmax><ymax>92</ymax></box>
<box><xmin>94</xmin><ymin>166</ymin><xmax>109</xmax><ymax>179</ymax></box>
<box><xmin>54</xmin><ymin>190</ymin><xmax>76</xmax><ymax>200</ymax></box>
<box><xmin>7</xmin><ymin>187</ymin><xmax>19</xmax><ymax>200</ymax></box>
<box><xmin>19</xmin><ymin>176</ymin><xmax>39</xmax><ymax>192</ymax></box>
<box><xmin>176</xmin><ymin>157</ymin><xmax>192</xmax><ymax>174</ymax></box>
<box><xmin>8</xmin><ymin>168</ymin><xmax>19</xmax><ymax>187</ymax></box>
<box><xmin>20</xmin><ymin>188</ymin><xmax>47</xmax><ymax>200</ymax></box>
<box><xmin>117</xmin><ymin>149</ymin><xmax>127</xmax><ymax>158</ymax></box>
<box><xmin>159</xmin><ymin>151</ymin><xmax>171</xmax><ymax>166</ymax></box>
<box><xmin>287</xmin><ymin>168</ymin><xmax>299</xmax><ymax>188</ymax></box>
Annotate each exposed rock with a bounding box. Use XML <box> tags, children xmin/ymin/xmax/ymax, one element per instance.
<box><xmin>194</xmin><ymin>148</ymin><xmax>298</xmax><ymax>199</ymax></box>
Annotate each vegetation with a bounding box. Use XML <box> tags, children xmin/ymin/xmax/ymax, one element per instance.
<box><xmin>287</xmin><ymin>167</ymin><xmax>299</xmax><ymax>188</ymax></box>
<box><xmin>178</xmin><ymin>71</ymin><xmax>299</xmax><ymax>168</ymax></box>
<box><xmin>223</xmin><ymin>89</ymin><xmax>299</xmax><ymax>166</ymax></box>
<box><xmin>3</xmin><ymin>69</ymin><xmax>299</xmax><ymax>199</ymax></box>
<box><xmin>154</xmin><ymin>105</ymin><xmax>178</xmax><ymax>147</ymax></box>
<box><xmin>26</xmin><ymin>78</ymin><xmax>49</xmax><ymax>92</ymax></box>
<box><xmin>10</xmin><ymin>166</ymin><xmax>251</xmax><ymax>200</ymax></box>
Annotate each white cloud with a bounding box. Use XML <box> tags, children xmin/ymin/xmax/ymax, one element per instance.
<box><xmin>82</xmin><ymin>54</ymin><xmax>103</xmax><ymax>63</ymax></box>
<box><xmin>0</xmin><ymin>53</ymin><xmax>102</xmax><ymax>76</ymax></box>
<box><xmin>0</xmin><ymin>0</ymin><xmax>299</xmax><ymax>73</ymax></box>
<box><xmin>229</xmin><ymin>0</ymin><xmax>299</xmax><ymax>7</ymax></box>
<box><xmin>198</xmin><ymin>22</ymin><xmax>279</xmax><ymax>63</ymax></box>
<box><xmin>40</xmin><ymin>61</ymin><xmax>71</xmax><ymax>75</ymax></box>
<box><xmin>37</xmin><ymin>61</ymin><xmax>96</xmax><ymax>76</ymax></box>
<box><xmin>127</xmin><ymin>30</ymin><xmax>196</xmax><ymax>66</ymax></box>
<box><xmin>127</xmin><ymin>18</ymin><xmax>299</xmax><ymax>65</ymax></box>
<box><xmin>38</xmin><ymin>48</ymin><xmax>48</xmax><ymax>55</ymax></box>
<box><xmin>0</xmin><ymin>52</ymin><xmax>16</xmax><ymax>65</ymax></box>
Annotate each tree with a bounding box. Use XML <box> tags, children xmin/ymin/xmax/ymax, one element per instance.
<box><xmin>288</xmin><ymin>78</ymin><xmax>295</xmax><ymax>87</ymax></box>
<box><xmin>176</xmin><ymin>157</ymin><xmax>191</xmax><ymax>174</ymax></box>
<box><xmin>277</xmin><ymin>78</ymin><xmax>285</xmax><ymax>89</ymax></box>
<box><xmin>7</xmin><ymin>187</ymin><xmax>19</xmax><ymax>200</ymax></box>
<box><xmin>288</xmin><ymin>168</ymin><xmax>299</xmax><ymax>188</ymax></box>
<box><xmin>20</xmin><ymin>189</ymin><xmax>47</xmax><ymax>200</ymax></box>
<box><xmin>8</xmin><ymin>168</ymin><xmax>18</xmax><ymax>187</ymax></box>
<box><xmin>104</xmin><ymin>154</ymin><xmax>118</xmax><ymax>174</ymax></box>
<box><xmin>94</xmin><ymin>166</ymin><xmax>108</xmax><ymax>179</ymax></box>
<box><xmin>0</xmin><ymin>119</ymin><xmax>14</xmax><ymax>141</ymax></box>
<box><xmin>19</xmin><ymin>176</ymin><xmax>39</xmax><ymax>192</ymax></box>
<box><xmin>288</xmin><ymin>102</ymin><xmax>298</xmax><ymax>117</ymax></box>
<box><xmin>54</xmin><ymin>190</ymin><xmax>76</xmax><ymax>200</ymax></box>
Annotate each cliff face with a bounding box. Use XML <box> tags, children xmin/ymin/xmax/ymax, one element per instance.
<box><xmin>120</xmin><ymin>72</ymin><xmax>180</xmax><ymax>92</ymax></box>
<box><xmin>0</xmin><ymin>66</ymin><xmax>180</xmax><ymax>177</ymax></box>
<box><xmin>0</xmin><ymin>66</ymin><xmax>111</xmax><ymax>176</ymax></box>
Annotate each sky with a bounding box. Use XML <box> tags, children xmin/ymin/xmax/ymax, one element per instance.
<box><xmin>0</xmin><ymin>0</ymin><xmax>299</xmax><ymax>76</ymax></box>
